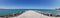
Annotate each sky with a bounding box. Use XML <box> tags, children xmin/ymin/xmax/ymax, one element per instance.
<box><xmin>0</xmin><ymin>0</ymin><xmax>60</xmax><ymax>9</ymax></box>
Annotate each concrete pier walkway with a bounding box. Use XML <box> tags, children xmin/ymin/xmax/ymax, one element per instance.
<box><xmin>9</xmin><ymin>10</ymin><xmax>60</xmax><ymax>18</ymax></box>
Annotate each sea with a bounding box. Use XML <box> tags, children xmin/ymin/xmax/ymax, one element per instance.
<box><xmin>0</xmin><ymin>9</ymin><xmax>59</xmax><ymax>16</ymax></box>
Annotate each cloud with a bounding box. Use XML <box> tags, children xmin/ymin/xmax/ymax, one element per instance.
<box><xmin>0</xmin><ymin>6</ymin><xmax>7</xmax><ymax>9</ymax></box>
<box><xmin>0</xmin><ymin>6</ymin><xmax>16</xmax><ymax>9</ymax></box>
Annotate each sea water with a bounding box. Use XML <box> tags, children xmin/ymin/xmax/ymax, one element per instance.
<box><xmin>0</xmin><ymin>9</ymin><xmax>59</xmax><ymax>16</ymax></box>
<box><xmin>0</xmin><ymin>9</ymin><xmax>23</xmax><ymax>16</ymax></box>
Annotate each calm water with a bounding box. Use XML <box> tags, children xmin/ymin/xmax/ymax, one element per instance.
<box><xmin>0</xmin><ymin>9</ymin><xmax>59</xmax><ymax>16</ymax></box>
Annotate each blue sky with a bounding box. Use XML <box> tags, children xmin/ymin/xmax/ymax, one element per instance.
<box><xmin>0</xmin><ymin>0</ymin><xmax>60</xmax><ymax>9</ymax></box>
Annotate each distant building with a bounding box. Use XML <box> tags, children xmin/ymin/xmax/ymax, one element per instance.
<box><xmin>56</xmin><ymin>8</ymin><xmax>60</xmax><ymax>10</ymax></box>
<box><xmin>55</xmin><ymin>8</ymin><xmax>60</xmax><ymax>16</ymax></box>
